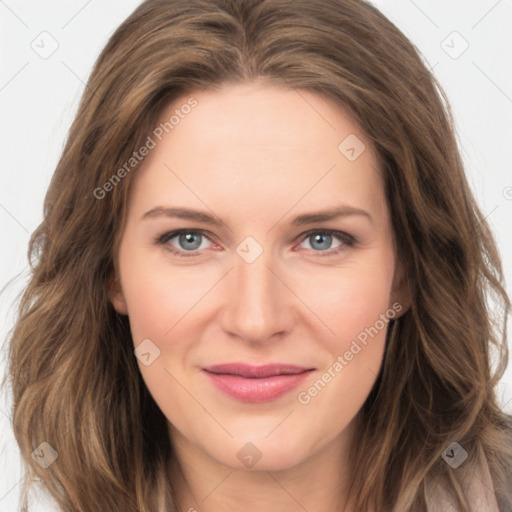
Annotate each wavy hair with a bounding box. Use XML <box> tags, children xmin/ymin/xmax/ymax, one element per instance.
<box><xmin>4</xmin><ymin>0</ymin><xmax>511</xmax><ymax>510</ymax></box>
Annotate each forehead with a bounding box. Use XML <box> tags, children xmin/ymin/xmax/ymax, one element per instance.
<box><xmin>158</xmin><ymin>81</ymin><xmax>366</xmax><ymax>161</ymax></box>
<box><xmin>127</xmin><ymin>81</ymin><xmax>386</xmax><ymax>226</ymax></box>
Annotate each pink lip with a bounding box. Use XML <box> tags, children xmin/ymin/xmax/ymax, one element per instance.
<box><xmin>202</xmin><ymin>363</ymin><xmax>315</xmax><ymax>403</ymax></box>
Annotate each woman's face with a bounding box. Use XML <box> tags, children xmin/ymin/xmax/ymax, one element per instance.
<box><xmin>110</xmin><ymin>81</ymin><xmax>408</xmax><ymax>471</ymax></box>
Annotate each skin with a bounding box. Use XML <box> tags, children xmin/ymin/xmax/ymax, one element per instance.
<box><xmin>110</xmin><ymin>80</ymin><xmax>410</xmax><ymax>512</ymax></box>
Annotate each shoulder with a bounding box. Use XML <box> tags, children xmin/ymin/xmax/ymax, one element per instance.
<box><xmin>424</xmin><ymin>449</ymin><xmax>500</xmax><ymax>512</ymax></box>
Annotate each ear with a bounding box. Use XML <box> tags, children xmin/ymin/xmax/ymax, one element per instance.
<box><xmin>108</xmin><ymin>274</ymin><xmax>128</xmax><ymax>315</ymax></box>
<box><xmin>390</xmin><ymin>261</ymin><xmax>411</xmax><ymax>319</ymax></box>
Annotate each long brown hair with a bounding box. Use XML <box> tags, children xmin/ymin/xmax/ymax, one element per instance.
<box><xmin>4</xmin><ymin>0</ymin><xmax>511</xmax><ymax>510</ymax></box>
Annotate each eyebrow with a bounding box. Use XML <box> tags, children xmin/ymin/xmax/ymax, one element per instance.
<box><xmin>141</xmin><ymin>205</ymin><xmax>373</xmax><ymax>227</ymax></box>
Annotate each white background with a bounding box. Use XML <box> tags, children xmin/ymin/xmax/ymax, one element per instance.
<box><xmin>1</xmin><ymin>1</ymin><xmax>511</xmax><ymax>509</ymax></box>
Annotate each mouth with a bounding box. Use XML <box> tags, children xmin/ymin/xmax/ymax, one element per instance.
<box><xmin>202</xmin><ymin>363</ymin><xmax>315</xmax><ymax>403</ymax></box>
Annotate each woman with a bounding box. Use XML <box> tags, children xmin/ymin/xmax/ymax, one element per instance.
<box><xmin>5</xmin><ymin>0</ymin><xmax>511</xmax><ymax>511</ymax></box>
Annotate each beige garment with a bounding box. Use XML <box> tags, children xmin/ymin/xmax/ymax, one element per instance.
<box><xmin>423</xmin><ymin>449</ymin><xmax>500</xmax><ymax>512</ymax></box>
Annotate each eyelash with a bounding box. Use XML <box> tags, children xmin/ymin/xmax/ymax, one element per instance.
<box><xmin>155</xmin><ymin>229</ymin><xmax>356</xmax><ymax>259</ymax></box>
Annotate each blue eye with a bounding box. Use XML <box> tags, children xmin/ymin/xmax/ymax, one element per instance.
<box><xmin>157</xmin><ymin>230</ymin><xmax>212</xmax><ymax>256</ymax></box>
<box><xmin>302</xmin><ymin>232</ymin><xmax>342</xmax><ymax>252</ymax></box>
<box><xmin>156</xmin><ymin>229</ymin><xmax>355</xmax><ymax>258</ymax></box>
<box><xmin>296</xmin><ymin>229</ymin><xmax>356</xmax><ymax>257</ymax></box>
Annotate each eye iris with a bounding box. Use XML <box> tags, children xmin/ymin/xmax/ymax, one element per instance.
<box><xmin>310</xmin><ymin>233</ymin><xmax>332</xmax><ymax>251</ymax></box>
<box><xmin>179</xmin><ymin>233</ymin><xmax>202</xmax><ymax>250</ymax></box>
<box><xmin>171</xmin><ymin>232</ymin><xmax>339</xmax><ymax>252</ymax></box>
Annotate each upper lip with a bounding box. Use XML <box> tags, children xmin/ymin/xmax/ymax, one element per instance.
<box><xmin>202</xmin><ymin>363</ymin><xmax>314</xmax><ymax>379</ymax></box>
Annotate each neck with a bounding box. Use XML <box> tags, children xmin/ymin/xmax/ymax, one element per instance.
<box><xmin>167</xmin><ymin>415</ymin><xmax>363</xmax><ymax>512</ymax></box>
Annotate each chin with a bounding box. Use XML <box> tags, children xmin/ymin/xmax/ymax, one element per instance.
<box><xmin>212</xmin><ymin>435</ymin><xmax>315</xmax><ymax>473</ymax></box>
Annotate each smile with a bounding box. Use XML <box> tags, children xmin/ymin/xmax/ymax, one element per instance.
<box><xmin>202</xmin><ymin>363</ymin><xmax>315</xmax><ymax>403</ymax></box>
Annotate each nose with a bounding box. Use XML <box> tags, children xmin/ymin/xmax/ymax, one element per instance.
<box><xmin>219</xmin><ymin>245</ymin><xmax>295</xmax><ymax>345</ymax></box>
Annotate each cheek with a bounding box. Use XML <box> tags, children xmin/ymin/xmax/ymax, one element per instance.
<box><xmin>292</xmin><ymin>266</ymin><xmax>395</xmax><ymax>435</ymax></box>
<box><xmin>292</xmin><ymin>254</ymin><xmax>395</xmax><ymax>356</ymax></box>
<box><xmin>334</xmin><ymin>272</ymin><xmax>392</xmax><ymax>344</ymax></box>
<box><xmin>118</xmin><ymin>242</ymin><xmax>209</xmax><ymax>344</ymax></box>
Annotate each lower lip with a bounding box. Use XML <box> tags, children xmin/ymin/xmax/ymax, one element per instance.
<box><xmin>203</xmin><ymin>370</ymin><xmax>313</xmax><ymax>403</ymax></box>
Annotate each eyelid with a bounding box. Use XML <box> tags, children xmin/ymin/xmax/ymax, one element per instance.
<box><xmin>293</xmin><ymin>228</ymin><xmax>354</xmax><ymax>245</ymax></box>
<box><xmin>155</xmin><ymin>228</ymin><xmax>214</xmax><ymax>252</ymax></box>
<box><xmin>293</xmin><ymin>228</ymin><xmax>356</xmax><ymax>257</ymax></box>
<box><xmin>157</xmin><ymin>228</ymin><xmax>356</xmax><ymax>258</ymax></box>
